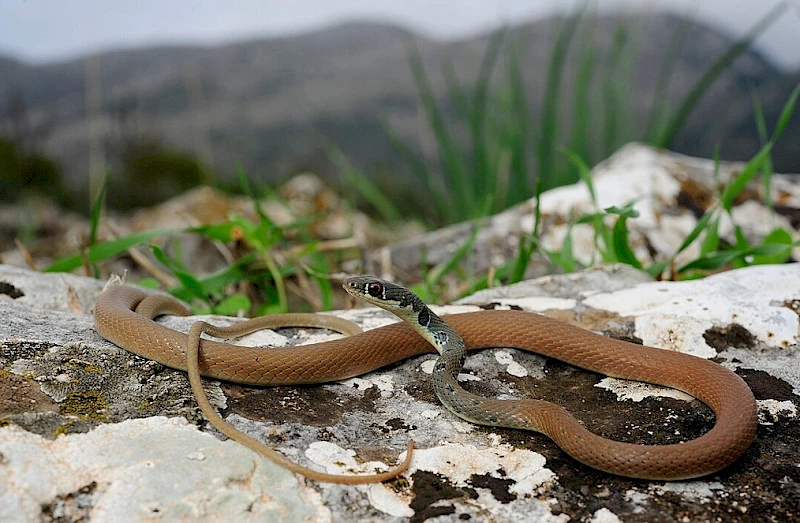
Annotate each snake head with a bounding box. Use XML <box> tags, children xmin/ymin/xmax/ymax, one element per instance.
<box><xmin>343</xmin><ymin>275</ymin><xmax>389</xmax><ymax>302</ymax></box>
<box><xmin>343</xmin><ymin>276</ymin><xmax>426</xmax><ymax>315</ymax></box>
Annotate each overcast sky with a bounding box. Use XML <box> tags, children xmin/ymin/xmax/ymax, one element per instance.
<box><xmin>1</xmin><ymin>0</ymin><xmax>799</xmax><ymax>70</ymax></box>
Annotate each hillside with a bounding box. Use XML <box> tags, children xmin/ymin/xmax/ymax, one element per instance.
<box><xmin>0</xmin><ymin>14</ymin><xmax>798</xmax><ymax>202</ymax></box>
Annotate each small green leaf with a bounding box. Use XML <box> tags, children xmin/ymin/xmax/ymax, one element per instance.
<box><xmin>604</xmin><ymin>203</ymin><xmax>639</xmax><ymax>218</ymax></box>
<box><xmin>645</xmin><ymin>259</ymin><xmax>669</xmax><ymax>279</ymax></box>
<box><xmin>678</xmin><ymin>251</ymin><xmax>743</xmax><ymax>272</ymax></box>
<box><xmin>215</xmin><ymin>294</ymin><xmax>252</xmax><ymax>316</ymax></box>
<box><xmin>752</xmin><ymin>228</ymin><xmax>794</xmax><ymax>265</ymax></box>
<box><xmin>137</xmin><ymin>278</ymin><xmax>161</xmax><ymax>289</ymax></box>
<box><xmin>611</xmin><ymin>213</ymin><xmax>642</xmax><ymax>269</ymax></box>
<box><xmin>190</xmin><ymin>222</ymin><xmax>237</xmax><ymax>242</ymax></box>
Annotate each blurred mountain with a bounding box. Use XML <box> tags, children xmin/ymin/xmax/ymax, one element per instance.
<box><xmin>0</xmin><ymin>14</ymin><xmax>798</xmax><ymax>202</ymax></box>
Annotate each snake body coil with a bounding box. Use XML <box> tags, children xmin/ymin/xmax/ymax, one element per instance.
<box><xmin>95</xmin><ymin>280</ymin><xmax>758</xmax><ymax>481</ymax></box>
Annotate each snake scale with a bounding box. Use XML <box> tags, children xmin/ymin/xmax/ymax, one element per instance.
<box><xmin>94</xmin><ymin>277</ymin><xmax>758</xmax><ymax>482</ymax></box>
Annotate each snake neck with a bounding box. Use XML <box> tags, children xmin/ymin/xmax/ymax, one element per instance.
<box><xmin>390</xmin><ymin>299</ymin><xmax>464</xmax><ymax>360</ymax></box>
<box><xmin>392</xmin><ymin>300</ymin><xmax>475</xmax><ymax>420</ymax></box>
<box><xmin>343</xmin><ymin>276</ymin><xmax>475</xmax><ymax>422</ymax></box>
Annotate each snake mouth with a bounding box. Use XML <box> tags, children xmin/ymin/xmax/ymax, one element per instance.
<box><xmin>343</xmin><ymin>276</ymin><xmax>381</xmax><ymax>296</ymax></box>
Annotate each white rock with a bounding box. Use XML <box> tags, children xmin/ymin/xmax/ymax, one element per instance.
<box><xmin>0</xmin><ymin>417</ymin><xmax>325</xmax><ymax>522</ymax></box>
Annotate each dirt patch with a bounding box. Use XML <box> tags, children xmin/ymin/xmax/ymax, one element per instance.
<box><xmin>41</xmin><ymin>481</ymin><xmax>98</xmax><ymax>522</ymax></box>
<box><xmin>738</xmin><ymin>368</ymin><xmax>798</xmax><ymax>402</ymax></box>
<box><xmin>409</xmin><ymin>470</ymin><xmax>477</xmax><ymax>523</ymax></box>
<box><xmin>0</xmin><ymin>282</ymin><xmax>24</xmax><ymax>299</ymax></box>
<box><xmin>222</xmin><ymin>383</ymin><xmax>380</xmax><ymax>426</ymax></box>
<box><xmin>704</xmin><ymin>324</ymin><xmax>758</xmax><ymax>350</ymax></box>
<box><xmin>469</xmin><ymin>472</ymin><xmax>515</xmax><ymax>503</ymax></box>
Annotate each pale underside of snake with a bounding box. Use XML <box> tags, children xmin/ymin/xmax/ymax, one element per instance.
<box><xmin>93</xmin><ymin>279</ymin><xmax>758</xmax><ymax>483</ymax></box>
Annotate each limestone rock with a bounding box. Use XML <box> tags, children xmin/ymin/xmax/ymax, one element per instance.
<box><xmin>1</xmin><ymin>262</ymin><xmax>798</xmax><ymax>521</ymax></box>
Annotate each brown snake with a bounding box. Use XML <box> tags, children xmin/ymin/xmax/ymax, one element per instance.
<box><xmin>94</xmin><ymin>282</ymin><xmax>758</xmax><ymax>482</ymax></box>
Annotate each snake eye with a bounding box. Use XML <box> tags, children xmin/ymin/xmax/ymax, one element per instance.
<box><xmin>366</xmin><ymin>281</ymin><xmax>383</xmax><ymax>297</ymax></box>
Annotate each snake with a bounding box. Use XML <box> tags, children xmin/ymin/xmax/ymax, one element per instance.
<box><xmin>94</xmin><ymin>277</ymin><xmax>758</xmax><ymax>482</ymax></box>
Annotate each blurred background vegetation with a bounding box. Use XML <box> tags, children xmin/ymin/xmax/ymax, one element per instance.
<box><xmin>1</xmin><ymin>3</ymin><xmax>798</xmax><ymax>226</ymax></box>
<box><xmin>0</xmin><ymin>2</ymin><xmax>798</xmax><ymax>310</ymax></box>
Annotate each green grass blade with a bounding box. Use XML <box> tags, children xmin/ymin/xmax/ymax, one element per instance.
<box><xmin>752</xmin><ymin>91</ymin><xmax>769</xmax><ymax>145</ymax></box>
<box><xmin>678</xmin><ymin>251</ymin><xmax>742</xmax><ymax>272</ymax></box>
<box><xmin>89</xmin><ymin>172</ymin><xmax>108</xmax><ymax>246</ymax></box>
<box><xmin>645</xmin><ymin>15</ymin><xmax>695</xmax><ymax>140</ymax></box>
<box><xmin>407</xmin><ymin>44</ymin><xmax>472</xmax><ymax>214</ymax></box>
<box><xmin>720</xmin><ymin>143</ymin><xmax>772</xmax><ymax>212</ymax></box>
<box><xmin>679</xmin><ymin>241</ymin><xmax>796</xmax><ymax>273</ymax></box>
<box><xmin>510</xmin><ymin>175</ymin><xmax>545</xmax><ymax>283</ymax></box>
<box><xmin>751</xmin><ymin>91</ymin><xmax>774</xmax><ymax>210</ymax></box>
<box><xmin>343</xmin><ymin>167</ymin><xmax>402</xmax><ymax>223</ymax></box>
<box><xmin>426</xmin><ymin>226</ymin><xmax>478</xmax><ymax>287</ymax></box>
<box><xmin>602</xmin><ymin>20</ymin><xmax>629</xmax><ymax>154</ymax></box>
<box><xmin>571</xmin><ymin>18</ymin><xmax>596</xmax><ymax>164</ymax></box>
<box><xmin>698</xmin><ymin>213</ymin><xmax>720</xmax><ymax>256</ymax></box>
<box><xmin>87</xmin><ymin>171</ymin><xmax>109</xmax><ymax>278</ymax></box>
<box><xmin>560</xmin><ymin>147</ymin><xmax>596</xmax><ymax>205</ymax></box>
<box><xmin>45</xmin><ymin>228</ymin><xmax>175</xmax><ymax>272</ymax></box>
<box><xmin>380</xmin><ymin>117</ymin><xmax>448</xmax><ymax>225</ymax></box>
<box><xmin>151</xmin><ymin>244</ymin><xmax>208</xmax><ymax>304</ymax></box>
<box><xmin>655</xmin><ymin>3</ymin><xmax>787</xmax><ymax>147</ymax></box>
<box><xmin>505</xmin><ymin>29</ymin><xmax>531</xmax><ymax>203</ymax></box>
<box><xmin>538</xmin><ymin>2</ymin><xmax>587</xmax><ymax>188</ymax></box>
<box><xmin>645</xmin><ymin>259</ymin><xmax>669</xmax><ymax>279</ymax></box>
<box><xmin>236</xmin><ymin>162</ymin><xmax>271</xmax><ymax>224</ymax></box>
<box><xmin>171</xmin><ymin>251</ymin><xmax>257</xmax><ymax>301</ymax></box>
<box><xmin>469</xmin><ymin>28</ymin><xmax>505</xmax><ymax>204</ymax></box>
<box><xmin>771</xmin><ymin>82</ymin><xmax>800</xmax><ymax>140</ymax></box>
<box><xmin>546</xmin><ymin>223</ymin><xmax>577</xmax><ymax>273</ymax></box>
<box><xmin>330</xmin><ymin>146</ymin><xmax>401</xmax><ymax>222</ymax></box>
<box><xmin>441</xmin><ymin>60</ymin><xmax>471</xmax><ymax>121</ymax></box>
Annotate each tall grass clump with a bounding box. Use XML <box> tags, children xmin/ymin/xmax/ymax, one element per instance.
<box><xmin>548</xmin><ymin>81</ymin><xmax>800</xmax><ymax>281</ymax></box>
<box><xmin>346</xmin><ymin>2</ymin><xmax>787</xmax><ymax>232</ymax></box>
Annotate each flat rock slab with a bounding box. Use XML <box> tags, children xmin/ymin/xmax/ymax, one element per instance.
<box><xmin>1</xmin><ymin>263</ymin><xmax>799</xmax><ymax>522</ymax></box>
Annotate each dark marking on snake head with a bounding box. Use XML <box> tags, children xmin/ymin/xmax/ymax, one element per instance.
<box><xmin>433</xmin><ymin>330</ymin><xmax>449</xmax><ymax>347</ymax></box>
<box><xmin>487</xmin><ymin>415</ymin><xmax>499</xmax><ymax>424</ymax></box>
<box><xmin>434</xmin><ymin>361</ymin><xmax>446</xmax><ymax>373</ymax></box>
<box><xmin>418</xmin><ymin>307</ymin><xmax>430</xmax><ymax>327</ymax></box>
<box><xmin>397</xmin><ymin>292</ymin><xmax>411</xmax><ymax>308</ymax></box>
<box><xmin>458</xmin><ymin>353</ymin><xmax>466</xmax><ymax>367</ymax></box>
<box><xmin>397</xmin><ymin>292</ymin><xmax>425</xmax><ymax>313</ymax></box>
<box><xmin>446</xmin><ymin>384</ymin><xmax>455</xmax><ymax>393</ymax></box>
